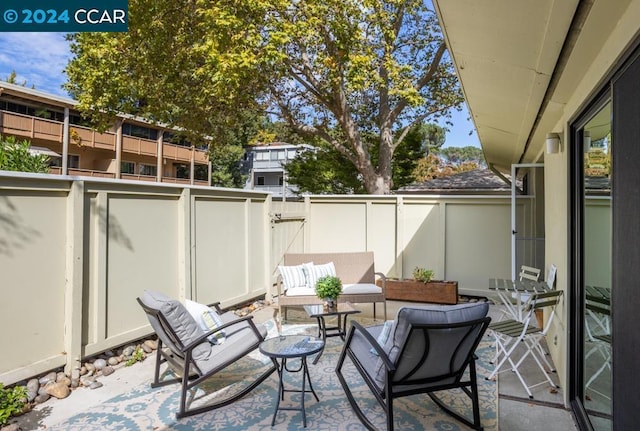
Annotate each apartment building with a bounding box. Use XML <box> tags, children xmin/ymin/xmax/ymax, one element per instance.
<box><xmin>0</xmin><ymin>82</ymin><xmax>211</xmax><ymax>186</ymax></box>
<box><xmin>242</xmin><ymin>142</ymin><xmax>311</xmax><ymax>197</ymax></box>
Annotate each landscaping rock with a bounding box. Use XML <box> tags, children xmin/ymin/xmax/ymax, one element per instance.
<box><xmin>34</xmin><ymin>393</ymin><xmax>50</xmax><ymax>404</ymax></box>
<box><xmin>79</xmin><ymin>366</ymin><xmax>88</xmax><ymax>376</ymax></box>
<box><xmin>56</xmin><ymin>372</ymin><xmax>67</xmax><ymax>382</ymax></box>
<box><xmin>38</xmin><ymin>371</ymin><xmax>56</xmax><ymax>386</ymax></box>
<box><xmin>144</xmin><ymin>339</ymin><xmax>158</xmax><ymax>350</ymax></box>
<box><xmin>89</xmin><ymin>381</ymin><xmax>103</xmax><ymax>390</ymax></box>
<box><xmin>26</xmin><ymin>390</ymin><xmax>37</xmax><ymax>403</ymax></box>
<box><xmin>45</xmin><ymin>382</ymin><xmax>70</xmax><ymax>399</ymax></box>
<box><xmin>108</xmin><ymin>357</ymin><xmax>119</xmax><ymax>366</ymax></box>
<box><xmin>1</xmin><ymin>423</ymin><xmax>21</xmax><ymax>431</ymax></box>
<box><xmin>141</xmin><ymin>344</ymin><xmax>153</xmax><ymax>354</ymax></box>
<box><xmin>123</xmin><ymin>345</ymin><xmax>136</xmax><ymax>357</ymax></box>
<box><xmin>85</xmin><ymin>363</ymin><xmax>95</xmax><ymax>373</ymax></box>
<box><xmin>26</xmin><ymin>379</ymin><xmax>39</xmax><ymax>394</ymax></box>
<box><xmin>93</xmin><ymin>358</ymin><xmax>107</xmax><ymax>371</ymax></box>
<box><xmin>102</xmin><ymin>366</ymin><xmax>115</xmax><ymax>377</ymax></box>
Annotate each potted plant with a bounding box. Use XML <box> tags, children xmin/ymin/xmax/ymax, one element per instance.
<box><xmin>315</xmin><ymin>275</ymin><xmax>342</xmax><ymax>308</ymax></box>
<box><xmin>413</xmin><ymin>267</ymin><xmax>435</xmax><ymax>283</ymax></box>
<box><xmin>382</xmin><ymin>267</ymin><xmax>458</xmax><ymax>304</ymax></box>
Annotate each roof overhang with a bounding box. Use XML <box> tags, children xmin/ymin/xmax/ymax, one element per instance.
<box><xmin>432</xmin><ymin>0</ymin><xmax>580</xmax><ymax>173</ymax></box>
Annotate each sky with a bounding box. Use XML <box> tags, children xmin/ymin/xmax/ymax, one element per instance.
<box><xmin>0</xmin><ymin>33</ymin><xmax>480</xmax><ymax>148</ymax></box>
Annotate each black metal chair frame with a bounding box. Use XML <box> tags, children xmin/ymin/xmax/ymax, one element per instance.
<box><xmin>335</xmin><ymin>317</ymin><xmax>491</xmax><ymax>431</ymax></box>
<box><xmin>137</xmin><ymin>298</ymin><xmax>277</xmax><ymax>419</ymax></box>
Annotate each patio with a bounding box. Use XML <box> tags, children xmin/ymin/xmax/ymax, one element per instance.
<box><xmin>10</xmin><ymin>300</ymin><xmax>576</xmax><ymax>431</ymax></box>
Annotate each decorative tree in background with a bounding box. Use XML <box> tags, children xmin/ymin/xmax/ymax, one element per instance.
<box><xmin>64</xmin><ymin>0</ymin><xmax>463</xmax><ymax>194</ymax></box>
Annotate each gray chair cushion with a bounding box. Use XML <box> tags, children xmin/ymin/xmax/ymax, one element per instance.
<box><xmin>140</xmin><ymin>290</ymin><xmax>211</xmax><ymax>361</ymax></box>
<box><xmin>374</xmin><ymin>302</ymin><xmax>489</xmax><ymax>387</ymax></box>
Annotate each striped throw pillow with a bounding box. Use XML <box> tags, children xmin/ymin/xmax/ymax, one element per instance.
<box><xmin>278</xmin><ymin>264</ymin><xmax>309</xmax><ymax>291</ymax></box>
<box><xmin>306</xmin><ymin>262</ymin><xmax>337</xmax><ymax>289</ymax></box>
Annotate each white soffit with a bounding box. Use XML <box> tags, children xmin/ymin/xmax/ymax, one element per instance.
<box><xmin>434</xmin><ymin>0</ymin><xmax>578</xmax><ymax>172</ymax></box>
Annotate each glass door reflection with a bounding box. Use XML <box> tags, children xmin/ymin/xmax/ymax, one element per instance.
<box><xmin>582</xmin><ymin>101</ymin><xmax>612</xmax><ymax>430</ymax></box>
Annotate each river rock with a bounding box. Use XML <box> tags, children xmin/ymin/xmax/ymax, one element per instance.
<box><xmin>102</xmin><ymin>366</ymin><xmax>115</xmax><ymax>377</ymax></box>
<box><xmin>1</xmin><ymin>423</ymin><xmax>21</xmax><ymax>431</ymax></box>
<box><xmin>85</xmin><ymin>363</ymin><xmax>96</xmax><ymax>373</ymax></box>
<box><xmin>93</xmin><ymin>358</ymin><xmax>107</xmax><ymax>371</ymax></box>
<box><xmin>141</xmin><ymin>344</ymin><xmax>153</xmax><ymax>353</ymax></box>
<box><xmin>39</xmin><ymin>371</ymin><xmax>57</xmax><ymax>386</ymax></box>
<box><xmin>108</xmin><ymin>357</ymin><xmax>119</xmax><ymax>366</ymax></box>
<box><xmin>34</xmin><ymin>393</ymin><xmax>50</xmax><ymax>404</ymax></box>
<box><xmin>144</xmin><ymin>339</ymin><xmax>158</xmax><ymax>350</ymax></box>
<box><xmin>26</xmin><ymin>378</ymin><xmax>40</xmax><ymax>394</ymax></box>
<box><xmin>123</xmin><ymin>345</ymin><xmax>136</xmax><ymax>357</ymax></box>
<box><xmin>89</xmin><ymin>381</ymin><xmax>103</xmax><ymax>390</ymax></box>
<box><xmin>45</xmin><ymin>382</ymin><xmax>70</xmax><ymax>399</ymax></box>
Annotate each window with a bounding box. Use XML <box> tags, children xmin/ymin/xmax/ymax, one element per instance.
<box><xmin>122</xmin><ymin>123</ymin><xmax>158</xmax><ymax>140</ymax></box>
<box><xmin>256</xmin><ymin>152</ymin><xmax>269</xmax><ymax>161</ymax></box>
<box><xmin>68</xmin><ymin>155</ymin><xmax>79</xmax><ymax>169</ymax></box>
<box><xmin>278</xmin><ymin>151</ymin><xmax>286</xmax><ymax>160</ymax></box>
<box><xmin>278</xmin><ymin>176</ymin><xmax>284</xmax><ymax>185</ymax></box>
<box><xmin>194</xmin><ymin>165</ymin><xmax>208</xmax><ymax>181</ymax></box>
<box><xmin>270</xmin><ymin>151</ymin><xmax>278</xmax><ymax>161</ymax></box>
<box><xmin>175</xmin><ymin>164</ymin><xmax>189</xmax><ymax>179</ymax></box>
<box><xmin>288</xmin><ymin>151</ymin><xmax>297</xmax><ymax>159</ymax></box>
<box><xmin>139</xmin><ymin>164</ymin><xmax>157</xmax><ymax>176</ymax></box>
<box><xmin>121</xmin><ymin>161</ymin><xmax>135</xmax><ymax>174</ymax></box>
<box><xmin>256</xmin><ymin>176</ymin><xmax>265</xmax><ymax>185</ymax></box>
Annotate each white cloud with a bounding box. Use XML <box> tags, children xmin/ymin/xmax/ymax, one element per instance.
<box><xmin>0</xmin><ymin>33</ymin><xmax>71</xmax><ymax>97</ymax></box>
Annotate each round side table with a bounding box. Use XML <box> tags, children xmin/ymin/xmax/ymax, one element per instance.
<box><xmin>259</xmin><ymin>335</ymin><xmax>324</xmax><ymax>428</ymax></box>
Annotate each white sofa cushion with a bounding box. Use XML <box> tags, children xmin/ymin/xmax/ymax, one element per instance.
<box><xmin>284</xmin><ymin>282</ymin><xmax>381</xmax><ymax>297</ymax></box>
<box><xmin>342</xmin><ymin>283</ymin><xmax>382</xmax><ymax>295</ymax></box>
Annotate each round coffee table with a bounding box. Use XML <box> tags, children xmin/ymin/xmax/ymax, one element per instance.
<box><xmin>259</xmin><ymin>335</ymin><xmax>324</xmax><ymax>427</ymax></box>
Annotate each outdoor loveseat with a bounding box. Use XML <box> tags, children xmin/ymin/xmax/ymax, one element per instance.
<box><xmin>276</xmin><ymin>251</ymin><xmax>387</xmax><ymax>321</ymax></box>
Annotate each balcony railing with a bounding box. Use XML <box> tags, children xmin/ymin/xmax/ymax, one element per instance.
<box><xmin>0</xmin><ymin>111</ymin><xmax>63</xmax><ymax>142</ymax></box>
<box><xmin>1</xmin><ymin>109</ymin><xmax>208</xmax><ymax>164</ymax></box>
<box><xmin>122</xmin><ymin>135</ymin><xmax>157</xmax><ymax>157</ymax></box>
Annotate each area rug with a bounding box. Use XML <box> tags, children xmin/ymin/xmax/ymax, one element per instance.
<box><xmin>48</xmin><ymin>318</ymin><xmax>498</xmax><ymax>431</ymax></box>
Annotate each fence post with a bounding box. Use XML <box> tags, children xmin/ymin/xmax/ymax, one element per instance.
<box><xmin>64</xmin><ymin>180</ymin><xmax>84</xmax><ymax>374</ymax></box>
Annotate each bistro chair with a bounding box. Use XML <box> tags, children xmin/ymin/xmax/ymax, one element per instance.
<box><xmin>487</xmin><ymin>290</ymin><xmax>563</xmax><ymax>399</ymax></box>
<box><xmin>335</xmin><ymin>303</ymin><xmax>491</xmax><ymax>431</ymax></box>
<box><xmin>136</xmin><ymin>290</ymin><xmax>276</xmax><ymax>419</ymax></box>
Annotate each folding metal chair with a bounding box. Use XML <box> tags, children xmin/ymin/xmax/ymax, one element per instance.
<box><xmin>487</xmin><ymin>290</ymin><xmax>563</xmax><ymax>398</ymax></box>
<box><xmin>584</xmin><ymin>287</ymin><xmax>611</xmax><ymax>400</ymax></box>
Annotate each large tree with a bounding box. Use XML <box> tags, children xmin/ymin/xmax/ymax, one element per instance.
<box><xmin>65</xmin><ymin>0</ymin><xmax>463</xmax><ymax>194</ymax></box>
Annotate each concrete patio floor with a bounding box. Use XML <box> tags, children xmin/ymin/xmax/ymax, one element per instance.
<box><xmin>13</xmin><ymin>301</ymin><xmax>578</xmax><ymax>431</ymax></box>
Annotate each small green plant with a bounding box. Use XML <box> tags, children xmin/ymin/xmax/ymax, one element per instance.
<box><xmin>413</xmin><ymin>267</ymin><xmax>434</xmax><ymax>283</ymax></box>
<box><xmin>315</xmin><ymin>275</ymin><xmax>343</xmax><ymax>300</ymax></box>
<box><xmin>0</xmin><ymin>383</ymin><xmax>27</xmax><ymax>427</ymax></box>
<box><xmin>125</xmin><ymin>347</ymin><xmax>146</xmax><ymax>366</ymax></box>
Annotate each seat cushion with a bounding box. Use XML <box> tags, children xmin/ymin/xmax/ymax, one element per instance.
<box><xmin>342</xmin><ymin>283</ymin><xmax>382</xmax><ymax>295</ymax></box>
<box><xmin>284</xmin><ymin>283</ymin><xmax>381</xmax><ymax>297</ymax></box>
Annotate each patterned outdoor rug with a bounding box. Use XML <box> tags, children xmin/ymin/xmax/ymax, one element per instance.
<box><xmin>48</xmin><ymin>318</ymin><xmax>498</xmax><ymax>431</ymax></box>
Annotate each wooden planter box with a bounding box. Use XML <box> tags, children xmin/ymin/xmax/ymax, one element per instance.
<box><xmin>381</xmin><ymin>279</ymin><xmax>458</xmax><ymax>305</ymax></box>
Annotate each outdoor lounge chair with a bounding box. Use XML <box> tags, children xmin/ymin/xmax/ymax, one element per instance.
<box><xmin>335</xmin><ymin>302</ymin><xmax>491</xmax><ymax>431</ymax></box>
<box><xmin>137</xmin><ymin>290</ymin><xmax>277</xmax><ymax>419</ymax></box>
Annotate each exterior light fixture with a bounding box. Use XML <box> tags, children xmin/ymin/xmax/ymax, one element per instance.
<box><xmin>546</xmin><ymin>133</ymin><xmax>561</xmax><ymax>154</ymax></box>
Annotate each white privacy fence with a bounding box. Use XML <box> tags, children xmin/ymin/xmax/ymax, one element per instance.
<box><xmin>0</xmin><ymin>173</ymin><xmax>271</xmax><ymax>384</ymax></box>
<box><xmin>1</xmin><ymin>173</ymin><xmax>539</xmax><ymax>384</ymax></box>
